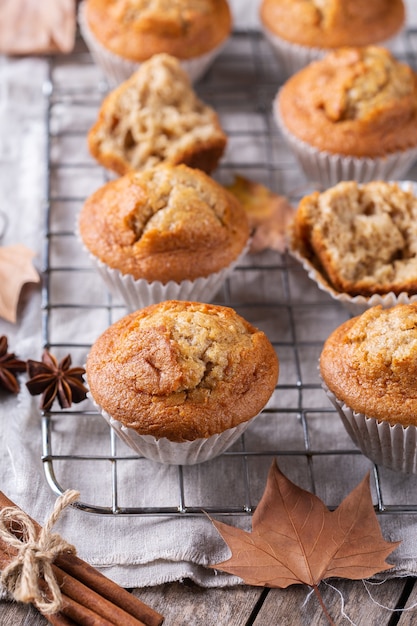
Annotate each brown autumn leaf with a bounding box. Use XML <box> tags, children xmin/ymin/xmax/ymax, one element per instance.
<box><xmin>0</xmin><ymin>0</ymin><xmax>76</xmax><ymax>55</ymax></box>
<box><xmin>210</xmin><ymin>460</ymin><xmax>400</xmax><ymax>589</ymax></box>
<box><xmin>0</xmin><ymin>245</ymin><xmax>40</xmax><ymax>324</ymax></box>
<box><xmin>226</xmin><ymin>175</ymin><xmax>294</xmax><ymax>254</ymax></box>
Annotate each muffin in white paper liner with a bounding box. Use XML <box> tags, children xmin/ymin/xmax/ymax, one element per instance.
<box><xmin>289</xmin><ymin>180</ymin><xmax>417</xmax><ymax>315</ymax></box>
<box><xmin>78</xmin><ymin>1</ymin><xmax>225</xmax><ymax>87</ymax></box>
<box><xmin>100</xmin><ymin>407</ymin><xmax>257</xmax><ymax>465</ymax></box>
<box><xmin>323</xmin><ymin>385</ymin><xmax>417</xmax><ymax>474</ymax></box>
<box><xmin>274</xmin><ymin>99</ymin><xmax>417</xmax><ymax>187</ymax></box>
<box><xmin>261</xmin><ymin>24</ymin><xmax>403</xmax><ymax>79</ymax></box>
<box><xmin>87</xmin><ymin>241</ymin><xmax>249</xmax><ymax>311</ymax></box>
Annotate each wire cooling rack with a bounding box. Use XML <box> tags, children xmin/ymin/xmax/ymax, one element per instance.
<box><xmin>40</xmin><ymin>28</ymin><xmax>417</xmax><ymax>517</ymax></box>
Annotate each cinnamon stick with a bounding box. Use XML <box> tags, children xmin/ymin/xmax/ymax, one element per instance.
<box><xmin>43</xmin><ymin>611</ymin><xmax>78</xmax><ymax>626</ymax></box>
<box><xmin>0</xmin><ymin>492</ymin><xmax>164</xmax><ymax>626</ymax></box>
<box><xmin>56</xmin><ymin>553</ymin><xmax>163</xmax><ymax>626</ymax></box>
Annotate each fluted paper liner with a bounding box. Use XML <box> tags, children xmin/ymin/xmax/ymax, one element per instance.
<box><xmin>323</xmin><ymin>384</ymin><xmax>417</xmax><ymax>474</ymax></box>
<box><xmin>82</xmin><ymin>237</ymin><xmax>249</xmax><ymax>310</ymax></box>
<box><xmin>98</xmin><ymin>406</ymin><xmax>257</xmax><ymax>465</ymax></box>
<box><xmin>262</xmin><ymin>23</ymin><xmax>404</xmax><ymax>78</ymax></box>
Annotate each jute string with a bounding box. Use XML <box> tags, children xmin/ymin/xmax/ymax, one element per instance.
<box><xmin>0</xmin><ymin>489</ymin><xmax>79</xmax><ymax>615</ymax></box>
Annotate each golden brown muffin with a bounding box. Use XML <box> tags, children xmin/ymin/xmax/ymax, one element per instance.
<box><xmin>78</xmin><ymin>163</ymin><xmax>250</xmax><ymax>283</ymax></box>
<box><xmin>83</xmin><ymin>0</ymin><xmax>232</xmax><ymax>62</ymax></box>
<box><xmin>290</xmin><ymin>181</ymin><xmax>417</xmax><ymax>297</ymax></box>
<box><xmin>260</xmin><ymin>0</ymin><xmax>405</xmax><ymax>49</ymax></box>
<box><xmin>87</xmin><ymin>53</ymin><xmax>227</xmax><ymax>175</ymax></box>
<box><xmin>277</xmin><ymin>46</ymin><xmax>417</xmax><ymax>158</ymax></box>
<box><xmin>320</xmin><ymin>304</ymin><xmax>417</xmax><ymax>427</ymax></box>
<box><xmin>86</xmin><ymin>300</ymin><xmax>279</xmax><ymax>441</ymax></box>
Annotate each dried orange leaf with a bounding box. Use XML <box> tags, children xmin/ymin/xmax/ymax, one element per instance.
<box><xmin>226</xmin><ymin>175</ymin><xmax>294</xmax><ymax>254</ymax></box>
<box><xmin>0</xmin><ymin>245</ymin><xmax>40</xmax><ymax>324</ymax></box>
<box><xmin>0</xmin><ymin>0</ymin><xmax>76</xmax><ymax>55</ymax></box>
<box><xmin>210</xmin><ymin>460</ymin><xmax>400</xmax><ymax>588</ymax></box>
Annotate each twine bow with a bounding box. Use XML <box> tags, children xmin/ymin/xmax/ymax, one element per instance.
<box><xmin>0</xmin><ymin>489</ymin><xmax>79</xmax><ymax>615</ymax></box>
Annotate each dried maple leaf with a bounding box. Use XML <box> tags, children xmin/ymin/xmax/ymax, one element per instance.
<box><xmin>0</xmin><ymin>245</ymin><xmax>40</xmax><ymax>324</ymax></box>
<box><xmin>210</xmin><ymin>461</ymin><xmax>400</xmax><ymax>589</ymax></box>
<box><xmin>0</xmin><ymin>0</ymin><xmax>76</xmax><ymax>55</ymax></box>
<box><xmin>26</xmin><ymin>350</ymin><xmax>88</xmax><ymax>411</ymax></box>
<box><xmin>226</xmin><ymin>175</ymin><xmax>294</xmax><ymax>254</ymax></box>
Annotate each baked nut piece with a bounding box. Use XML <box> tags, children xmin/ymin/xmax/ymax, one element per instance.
<box><xmin>260</xmin><ymin>0</ymin><xmax>405</xmax><ymax>49</ymax></box>
<box><xmin>86</xmin><ymin>300</ymin><xmax>279</xmax><ymax>442</ymax></box>
<box><xmin>290</xmin><ymin>181</ymin><xmax>417</xmax><ymax>297</ymax></box>
<box><xmin>320</xmin><ymin>304</ymin><xmax>417</xmax><ymax>427</ymax></box>
<box><xmin>83</xmin><ymin>0</ymin><xmax>232</xmax><ymax>63</ymax></box>
<box><xmin>79</xmin><ymin>163</ymin><xmax>249</xmax><ymax>283</ymax></box>
<box><xmin>278</xmin><ymin>46</ymin><xmax>417</xmax><ymax>159</ymax></box>
<box><xmin>87</xmin><ymin>53</ymin><xmax>227</xmax><ymax>175</ymax></box>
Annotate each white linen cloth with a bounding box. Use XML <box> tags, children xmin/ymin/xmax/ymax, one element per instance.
<box><xmin>1</xmin><ymin>0</ymin><xmax>417</xmax><ymax>592</ymax></box>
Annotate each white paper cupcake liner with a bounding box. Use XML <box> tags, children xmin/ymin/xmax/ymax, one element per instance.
<box><xmin>274</xmin><ymin>95</ymin><xmax>417</xmax><ymax>188</ymax></box>
<box><xmin>261</xmin><ymin>25</ymin><xmax>326</xmax><ymax>77</ymax></box>
<box><xmin>323</xmin><ymin>385</ymin><xmax>417</xmax><ymax>474</ymax></box>
<box><xmin>87</xmin><ymin>240</ymin><xmax>248</xmax><ymax>311</ymax></box>
<box><xmin>100</xmin><ymin>408</ymin><xmax>257</xmax><ymax>465</ymax></box>
<box><xmin>79</xmin><ymin>1</ymin><xmax>226</xmax><ymax>86</ymax></box>
<box><xmin>290</xmin><ymin>247</ymin><xmax>417</xmax><ymax>316</ymax></box>
<box><xmin>261</xmin><ymin>24</ymin><xmax>404</xmax><ymax>78</ymax></box>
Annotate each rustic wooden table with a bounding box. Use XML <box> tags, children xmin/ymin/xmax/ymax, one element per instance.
<box><xmin>1</xmin><ymin>576</ymin><xmax>417</xmax><ymax>625</ymax></box>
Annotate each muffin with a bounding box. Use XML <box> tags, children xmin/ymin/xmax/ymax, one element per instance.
<box><xmin>260</xmin><ymin>0</ymin><xmax>405</xmax><ymax>76</ymax></box>
<box><xmin>78</xmin><ymin>163</ymin><xmax>250</xmax><ymax>309</ymax></box>
<box><xmin>87</xmin><ymin>53</ymin><xmax>227</xmax><ymax>176</ymax></box>
<box><xmin>79</xmin><ymin>0</ymin><xmax>232</xmax><ymax>85</ymax></box>
<box><xmin>320</xmin><ymin>304</ymin><xmax>417</xmax><ymax>473</ymax></box>
<box><xmin>290</xmin><ymin>180</ymin><xmax>417</xmax><ymax>314</ymax></box>
<box><xmin>276</xmin><ymin>46</ymin><xmax>417</xmax><ymax>187</ymax></box>
<box><xmin>86</xmin><ymin>300</ymin><xmax>279</xmax><ymax>464</ymax></box>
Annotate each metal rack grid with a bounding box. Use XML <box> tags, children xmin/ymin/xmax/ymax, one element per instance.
<box><xmin>40</xmin><ymin>28</ymin><xmax>417</xmax><ymax>517</ymax></box>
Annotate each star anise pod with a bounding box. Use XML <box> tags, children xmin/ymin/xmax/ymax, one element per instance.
<box><xmin>0</xmin><ymin>335</ymin><xmax>26</xmax><ymax>394</ymax></box>
<box><xmin>26</xmin><ymin>349</ymin><xmax>88</xmax><ymax>411</ymax></box>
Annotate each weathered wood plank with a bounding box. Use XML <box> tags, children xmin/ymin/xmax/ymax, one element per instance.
<box><xmin>0</xmin><ymin>600</ymin><xmax>48</xmax><ymax>626</ymax></box>
<box><xmin>396</xmin><ymin>578</ymin><xmax>417</xmax><ymax>624</ymax></box>
<box><xmin>252</xmin><ymin>578</ymin><xmax>409</xmax><ymax>625</ymax></box>
<box><xmin>1</xmin><ymin>578</ymin><xmax>414</xmax><ymax>625</ymax></box>
<box><xmin>0</xmin><ymin>582</ymin><xmax>263</xmax><ymax>626</ymax></box>
<box><xmin>135</xmin><ymin>581</ymin><xmax>263</xmax><ymax>625</ymax></box>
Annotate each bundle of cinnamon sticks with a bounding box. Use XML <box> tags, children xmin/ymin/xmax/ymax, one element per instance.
<box><xmin>0</xmin><ymin>492</ymin><xmax>164</xmax><ymax>626</ymax></box>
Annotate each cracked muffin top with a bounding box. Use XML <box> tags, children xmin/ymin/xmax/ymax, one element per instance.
<box><xmin>320</xmin><ymin>303</ymin><xmax>417</xmax><ymax>426</ymax></box>
<box><xmin>86</xmin><ymin>300</ymin><xmax>279</xmax><ymax>441</ymax></box>
<box><xmin>260</xmin><ymin>0</ymin><xmax>405</xmax><ymax>49</ymax></box>
<box><xmin>277</xmin><ymin>46</ymin><xmax>417</xmax><ymax>157</ymax></box>
<box><xmin>87</xmin><ymin>53</ymin><xmax>227</xmax><ymax>175</ymax></box>
<box><xmin>290</xmin><ymin>181</ymin><xmax>417</xmax><ymax>297</ymax></box>
<box><xmin>78</xmin><ymin>163</ymin><xmax>250</xmax><ymax>282</ymax></box>
<box><xmin>84</xmin><ymin>0</ymin><xmax>232</xmax><ymax>61</ymax></box>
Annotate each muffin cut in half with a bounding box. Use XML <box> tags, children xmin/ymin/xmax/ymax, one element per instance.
<box><xmin>290</xmin><ymin>180</ymin><xmax>417</xmax><ymax>298</ymax></box>
<box><xmin>88</xmin><ymin>53</ymin><xmax>227</xmax><ymax>176</ymax></box>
